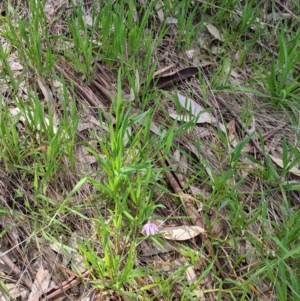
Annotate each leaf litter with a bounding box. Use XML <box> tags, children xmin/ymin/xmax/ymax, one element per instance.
<box><xmin>160</xmin><ymin>225</ymin><xmax>206</xmax><ymax>241</ymax></box>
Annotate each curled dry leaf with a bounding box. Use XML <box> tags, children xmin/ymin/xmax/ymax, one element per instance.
<box><xmin>269</xmin><ymin>155</ymin><xmax>300</xmax><ymax>177</ymax></box>
<box><xmin>160</xmin><ymin>225</ymin><xmax>205</xmax><ymax>241</ymax></box>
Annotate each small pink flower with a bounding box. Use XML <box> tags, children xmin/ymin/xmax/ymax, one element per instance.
<box><xmin>142</xmin><ymin>221</ymin><xmax>159</xmax><ymax>236</ymax></box>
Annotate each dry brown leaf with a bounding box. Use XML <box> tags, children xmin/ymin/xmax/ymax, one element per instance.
<box><xmin>67</xmin><ymin>232</ymin><xmax>86</xmax><ymax>273</ymax></box>
<box><xmin>9</xmin><ymin>107</ymin><xmax>58</xmax><ymax>134</ymax></box>
<box><xmin>169</xmin><ymin>113</ymin><xmax>216</xmax><ymax>124</ymax></box>
<box><xmin>186</xmin><ymin>49</ymin><xmax>195</xmax><ymax>59</ymax></box>
<box><xmin>166</xmin><ymin>17</ymin><xmax>178</xmax><ymax>24</ymax></box>
<box><xmin>242</xmin><ymin>144</ymin><xmax>253</xmax><ymax>153</ymax></box>
<box><xmin>171</xmin><ymin>93</ymin><xmax>217</xmax><ymax>123</ymax></box>
<box><xmin>227</xmin><ymin>119</ymin><xmax>256</xmax><ymax>154</ymax></box>
<box><xmin>269</xmin><ymin>155</ymin><xmax>300</xmax><ymax>177</ymax></box>
<box><xmin>198</xmin><ymin>35</ymin><xmax>211</xmax><ymax>52</ymax></box>
<box><xmin>211</xmin><ymin>45</ymin><xmax>225</xmax><ymax>54</ymax></box>
<box><xmin>89</xmin><ymin>115</ymin><xmax>109</xmax><ymax>132</ymax></box>
<box><xmin>129</xmin><ymin>69</ymin><xmax>140</xmax><ymax>101</ymax></box>
<box><xmin>168</xmin><ymin>150</ymin><xmax>187</xmax><ymax>186</ymax></box>
<box><xmin>227</xmin><ymin>119</ymin><xmax>238</xmax><ymax>147</ymax></box>
<box><xmin>160</xmin><ymin>225</ymin><xmax>205</xmax><ymax>240</ymax></box>
<box><xmin>193</xmin><ymin>126</ymin><xmax>211</xmax><ymax>138</ymax></box>
<box><xmin>186</xmin><ymin>266</ymin><xmax>197</xmax><ymax>285</ymax></box>
<box><xmin>37</xmin><ymin>75</ymin><xmax>53</xmax><ymax>103</ymax></box>
<box><xmin>176</xmin><ymin>93</ymin><xmax>208</xmax><ymax>117</ymax></box>
<box><xmin>174</xmin><ymin>93</ymin><xmax>226</xmax><ymax>133</ymax></box>
<box><xmin>211</xmin><ymin>211</ymin><xmax>226</xmax><ymax>237</ymax></box>
<box><xmin>7</xmin><ymin>59</ymin><xmax>23</xmax><ymax>71</ymax></box>
<box><xmin>155</xmin><ymin>0</ymin><xmax>164</xmax><ymax>22</ymax></box>
<box><xmin>44</xmin><ymin>0</ymin><xmax>56</xmax><ymax>16</ymax></box>
<box><xmin>83</xmin><ymin>14</ymin><xmax>93</xmax><ymax>26</ymax></box>
<box><xmin>75</xmin><ymin>145</ymin><xmax>97</xmax><ymax>168</ymax></box>
<box><xmin>77</xmin><ymin>122</ymin><xmax>93</xmax><ymax>132</ymax></box>
<box><xmin>266</xmin><ymin>12</ymin><xmax>292</xmax><ymax>21</ymax></box>
<box><xmin>0</xmin><ymin>47</ymin><xmax>23</xmax><ymax>72</ymax></box>
<box><xmin>28</xmin><ymin>265</ymin><xmax>51</xmax><ymax>300</ymax></box>
<box><xmin>204</xmin><ymin>23</ymin><xmax>224</xmax><ymax>42</ymax></box>
<box><xmin>0</xmin><ymin>284</ymin><xmax>28</xmax><ymax>301</ymax></box>
<box><xmin>230</xmin><ymin>69</ymin><xmax>241</xmax><ymax>78</ymax></box>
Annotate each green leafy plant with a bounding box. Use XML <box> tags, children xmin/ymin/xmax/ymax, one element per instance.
<box><xmin>258</xmin><ymin>31</ymin><xmax>300</xmax><ymax>107</ymax></box>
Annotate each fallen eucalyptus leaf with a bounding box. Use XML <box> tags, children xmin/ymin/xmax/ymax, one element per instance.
<box><xmin>204</xmin><ymin>23</ymin><xmax>224</xmax><ymax>42</ymax></box>
<box><xmin>9</xmin><ymin>107</ymin><xmax>58</xmax><ymax>134</ymax></box>
<box><xmin>28</xmin><ymin>265</ymin><xmax>51</xmax><ymax>300</ymax></box>
<box><xmin>169</xmin><ymin>113</ymin><xmax>216</xmax><ymax>124</ymax></box>
<box><xmin>172</xmin><ymin>93</ymin><xmax>226</xmax><ymax>133</ymax></box>
<box><xmin>0</xmin><ymin>283</ymin><xmax>28</xmax><ymax>300</ymax></box>
<box><xmin>160</xmin><ymin>225</ymin><xmax>205</xmax><ymax>241</ymax></box>
<box><xmin>177</xmin><ymin>93</ymin><xmax>206</xmax><ymax>116</ymax></box>
<box><xmin>269</xmin><ymin>155</ymin><xmax>300</xmax><ymax>177</ymax></box>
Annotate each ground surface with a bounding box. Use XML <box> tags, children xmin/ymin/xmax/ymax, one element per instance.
<box><xmin>0</xmin><ymin>0</ymin><xmax>300</xmax><ymax>300</ymax></box>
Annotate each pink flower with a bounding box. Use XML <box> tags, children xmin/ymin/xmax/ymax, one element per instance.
<box><xmin>142</xmin><ymin>221</ymin><xmax>159</xmax><ymax>236</ymax></box>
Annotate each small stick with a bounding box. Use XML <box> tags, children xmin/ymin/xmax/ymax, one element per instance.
<box><xmin>274</xmin><ymin>0</ymin><xmax>298</xmax><ymax>19</ymax></box>
<box><xmin>29</xmin><ymin>270</ymin><xmax>90</xmax><ymax>301</ymax></box>
<box><xmin>262</xmin><ymin>122</ymin><xmax>288</xmax><ymax>141</ymax></box>
<box><xmin>245</xmin><ymin>122</ymin><xmax>288</xmax><ymax>153</ymax></box>
<box><xmin>153</xmin><ymin>64</ymin><xmax>176</xmax><ymax>78</ymax></box>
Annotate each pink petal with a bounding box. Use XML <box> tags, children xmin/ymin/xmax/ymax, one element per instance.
<box><xmin>142</xmin><ymin>222</ymin><xmax>158</xmax><ymax>236</ymax></box>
